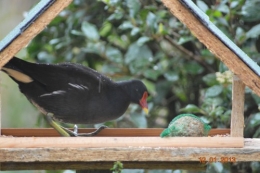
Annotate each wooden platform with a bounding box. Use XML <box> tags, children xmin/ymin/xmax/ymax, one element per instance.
<box><xmin>0</xmin><ymin>0</ymin><xmax>259</xmax><ymax>170</ymax></box>
<box><xmin>0</xmin><ymin>128</ymin><xmax>259</xmax><ymax>170</ymax></box>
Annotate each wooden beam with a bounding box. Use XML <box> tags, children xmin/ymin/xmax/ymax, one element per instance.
<box><xmin>0</xmin><ymin>161</ymin><xmax>205</xmax><ymax>171</ymax></box>
<box><xmin>161</xmin><ymin>0</ymin><xmax>260</xmax><ymax>96</ymax></box>
<box><xmin>1</xmin><ymin>128</ymin><xmax>230</xmax><ymax>137</ymax></box>
<box><xmin>4</xmin><ymin>138</ymin><xmax>260</xmax><ymax>162</ymax></box>
<box><xmin>231</xmin><ymin>75</ymin><xmax>245</xmax><ymax>137</ymax></box>
<box><xmin>0</xmin><ymin>0</ymin><xmax>72</xmax><ymax>67</ymax></box>
<box><xmin>0</xmin><ymin>137</ymin><xmax>243</xmax><ymax>149</ymax></box>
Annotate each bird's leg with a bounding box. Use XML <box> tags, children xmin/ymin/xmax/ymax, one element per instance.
<box><xmin>45</xmin><ymin>113</ymin><xmax>107</xmax><ymax>137</ymax></box>
<box><xmin>44</xmin><ymin>113</ymin><xmax>71</xmax><ymax>137</ymax></box>
<box><xmin>60</xmin><ymin>124</ymin><xmax>107</xmax><ymax>137</ymax></box>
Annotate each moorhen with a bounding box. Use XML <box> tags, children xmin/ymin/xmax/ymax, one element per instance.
<box><xmin>2</xmin><ymin>57</ymin><xmax>149</xmax><ymax>136</ymax></box>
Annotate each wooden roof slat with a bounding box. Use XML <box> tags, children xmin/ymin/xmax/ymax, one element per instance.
<box><xmin>0</xmin><ymin>0</ymin><xmax>72</xmax><ymax>68</ymax></box>
<box><xmin>0</xmin><ymin>0</ymin><xmax>55</xmax><ymax>52</ymax></box>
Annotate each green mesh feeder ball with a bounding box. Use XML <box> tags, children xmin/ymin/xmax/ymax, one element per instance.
<box><xmin>160</xmin><ymin>114</ymin><xmax>211</xmax><ymax>137</ymax></box>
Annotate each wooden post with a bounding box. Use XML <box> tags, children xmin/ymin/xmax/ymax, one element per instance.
<box><xmin>0</xmin><ymin>75</ymin><xmax>2</xmax><ymax>136</ymax></box>
<box><xmin>231</xmin><ymin>75</ymin><xmax>245</xmax><ymax>137</ymax></box>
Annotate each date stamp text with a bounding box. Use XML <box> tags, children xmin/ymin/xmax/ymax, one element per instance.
<box><xmin>199</xmin><ymin>157</ymin><xmax>236</xmax><ymax>164</ymax></box>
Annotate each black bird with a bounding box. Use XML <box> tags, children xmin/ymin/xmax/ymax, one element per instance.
<box><xmin>2</xmin><ymin>57</ymin><xmax>149</xmax><ymax>136</ymax></box>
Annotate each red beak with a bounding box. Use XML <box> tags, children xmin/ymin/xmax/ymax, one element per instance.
<box><xmin>139</xmin><ymin>91</ymin><xmax>149</xmax><ymax>114</ymax></box>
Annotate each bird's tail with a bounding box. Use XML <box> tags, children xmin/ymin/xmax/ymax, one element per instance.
<box><xmin>2</xmin><ymin>57</ymin><xmax>33</xmax><ymax>83</ymax></box>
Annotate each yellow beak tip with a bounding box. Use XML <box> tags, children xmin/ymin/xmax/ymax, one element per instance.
<box><xmin>143</xmin><ymin>108</ymin><xmax>149</xmax><ymax>115</ymax></box>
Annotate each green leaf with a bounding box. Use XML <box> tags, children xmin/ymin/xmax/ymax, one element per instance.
<box><xmin>158</xmin><ymin>22</ymin><xmax>167</xmax><ymax>35</ymax></box>
<box><xmin>202</xmin><ymin>73</ymin><xmax>218</xmax><ymax>86</ymax></box>
<box><xmin>143</xmin><ymin>69</ymin><xmax>161</xmax><ymax>80</ymax></box>
<box><xmin>108</xmin><ymin>34</ymin><xmax>128</xmax><ymax>49</ymax></box>
<box><xmin>125</xmin><ymin>42</ymin><xmax>152</xmax><ymax>64</ymax></box>
<box><xmin>142</xmin><ymin>79</ymin><xmax>156</xmax><ymax>95</ymax></box>
<box><xmin>242</xmin><ymin>0</ymin><xmax>260</xmax><ymax>22</ymax></box>
<box><xmin>108</xmin><ymin>10</ymin><xmax>124</xmax><ymax>20</ymax></box>
<box><xmin>213</xmin><ymin>10</ymin><xmax>222</xmax><ymax>17</ymax></box>
<box><xmin>211</xmin><ymin>106</ymin><xmax>225</xmax><ymax>117</ymax></box>
<box><xmin>163</xmin><ymin>71</ymin><xmax>179</xmax><ymax>82</ymax></box>
<box><xmin>205</xmin><ymin>85</ymin><xmax>223</xmax><ymax>97</ymax></box>
<box><xmin>217</xmin><ymin>4</ymin><xmax>229</xmax><ymax>13</ymax></box>
<box><xmin>71</xmin><ymin>30</ymin><xmax>84</xmax><ymax>36</ymax></box>
<box><xmin>203</xmin><ymin>97</ymin><xmax>223</xmax><ymax>107</ymax></box>
<box><xmin>105</xmin><ymin>46</ymin><xmax>123</xmax><ymax>63</ymax></box>
<box><xmin>184</xmin><ymin>62</ymin><xmax>204</xmax><ymax>75</ymax></box>
<box><xmin>180</xmin><ymin>104</ymin><xmax>204</xmax><ymax>114</ymax></box>
<box><xmin>246</xmin><ymin>24</ymin><xmax>260</xmax><ymax>39</ymax></box>
<box><xmin>81</xmin><ymin>21</ymin><xmax>100</xmax><ymax>41</ymax></box>
<box><xmin>127</xmin><ymin>0</ymin><xmax>141</xmax><ymax>18</ymax></box>
<box><xmin>101</xmin><ymin>64</ymin><xmax>122</xmax><ymax>74</ymax></box>
<box><xmin>119</xmin><ymin>21</ymin><xmax>133</xmax><ymax>30</ymax></box>
<box><xmin>178</xmin><ymin>36</ymin><xmax>194</xmax><ymax>45</ymax></box>
<box><xmin>137</xmin><ymin>36</ymin><xmax>151</xmax><ymax>46</ymax></box>
<box><xmin>252</xmin><ymin>92</ymin><xmax>260</xmax><ymax>105</ymax></box>
<box><xmin>99</xmin><ymin>22</ymin><xmax>112</xmax><ymax>37</ymax></box>
<box><xmin>230</xmin><ymin>1</ymin><xmax>239</xmax><ymax>9</ymax></box>
<box><xmin>196</xmin><ymin>0</ymin><xmax>208</xmax><ymax>12</ymax></box>
<box><xmin>146</xmin><ymin>12</ymin><xmax>157</xmax><ymax>30</ymax></box>
<box><xmin>249</xmin><ymin>113</ymin><xmax>260</xmax><ymax>127</ymax></box>
<box><xmin>131</xmin><ymin>27</ymin><xmax>140</xmax><ymax>36</ymax></box>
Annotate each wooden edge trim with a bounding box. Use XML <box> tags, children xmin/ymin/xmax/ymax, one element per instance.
<box><xmin>1</xmin><ymin>128</ymin><xmax>230</xmax><ymax>137</ymax></box>
<box><xmin>0</xmin><ymin>136</ymin><xmax>244</xmax><ymax>148</ymax></box>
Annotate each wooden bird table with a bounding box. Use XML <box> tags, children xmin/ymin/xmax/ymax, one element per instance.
<box><xmin>1</xmin><ymin>0</ymin><xmax>260</xmax><ymax>171</ymax></box>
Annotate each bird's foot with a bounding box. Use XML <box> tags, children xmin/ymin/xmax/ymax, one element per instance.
<box><xmin>44</xmin><ymin>113</ymin><xmax>107</xmax><ymax>137</ymax></box>
<box><xmin>61</xmin><ymin>125</ymin><xmax>107</xmax><ymax>137</ymax></box>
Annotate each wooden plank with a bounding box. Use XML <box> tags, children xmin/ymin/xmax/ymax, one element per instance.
<box><xmin>0</xmin><ymin>137</ymin><xmax>243</xmax><ymax>148</ymax></box>
<box><xmin>5</xmin><ymin>138</ymin><xmax>260</xmax><ymax>163</ymax></box>
<box><xmin>231</xmin><ymin>75</ymin><xmax>245</xmax><ymax>137</ymax></box>
<box><xmin>161</xmin><ymin>0</ymin><xmax>260</xmax><ymax>96</ymax></box>
<box><xmin>0</xmin><ymin>0</ymin><xmax>72</xmax><ymax>67</ymax></box>
<box><xmin>1</xmin><ymin>128</ymin><xmax>230</xmax><ymax>137</ymax></box>
<box><xmin>0</xmin><ymin>161</ymin><xmax>205</xmax><ymax>171</ymax></box>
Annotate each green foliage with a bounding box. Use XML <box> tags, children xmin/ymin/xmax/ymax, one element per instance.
<box><xmin>110</xmin><ymin>161</ymin><xmax>124</xmax><ymax>173</ymax></box>
<box><xmin>26</xmin><ymin>0</ymin><xmax>260</xmax><ymax>129</ymax></box>
<box><xmin>25</xmin><ymin>0</ymin><xmax>260</xmax><ymax>171</ymax></box>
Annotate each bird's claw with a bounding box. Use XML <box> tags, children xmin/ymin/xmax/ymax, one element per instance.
<box><xmin>61</xmin><ymin>125</ymin><xmax>107</xmax><ymax>137</ymax></box>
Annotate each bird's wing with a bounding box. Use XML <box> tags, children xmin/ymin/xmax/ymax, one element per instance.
<box><xmin>4</xmin><ymin>57</ymin><xmax>111</xmax><ymax>92</ymax></box>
